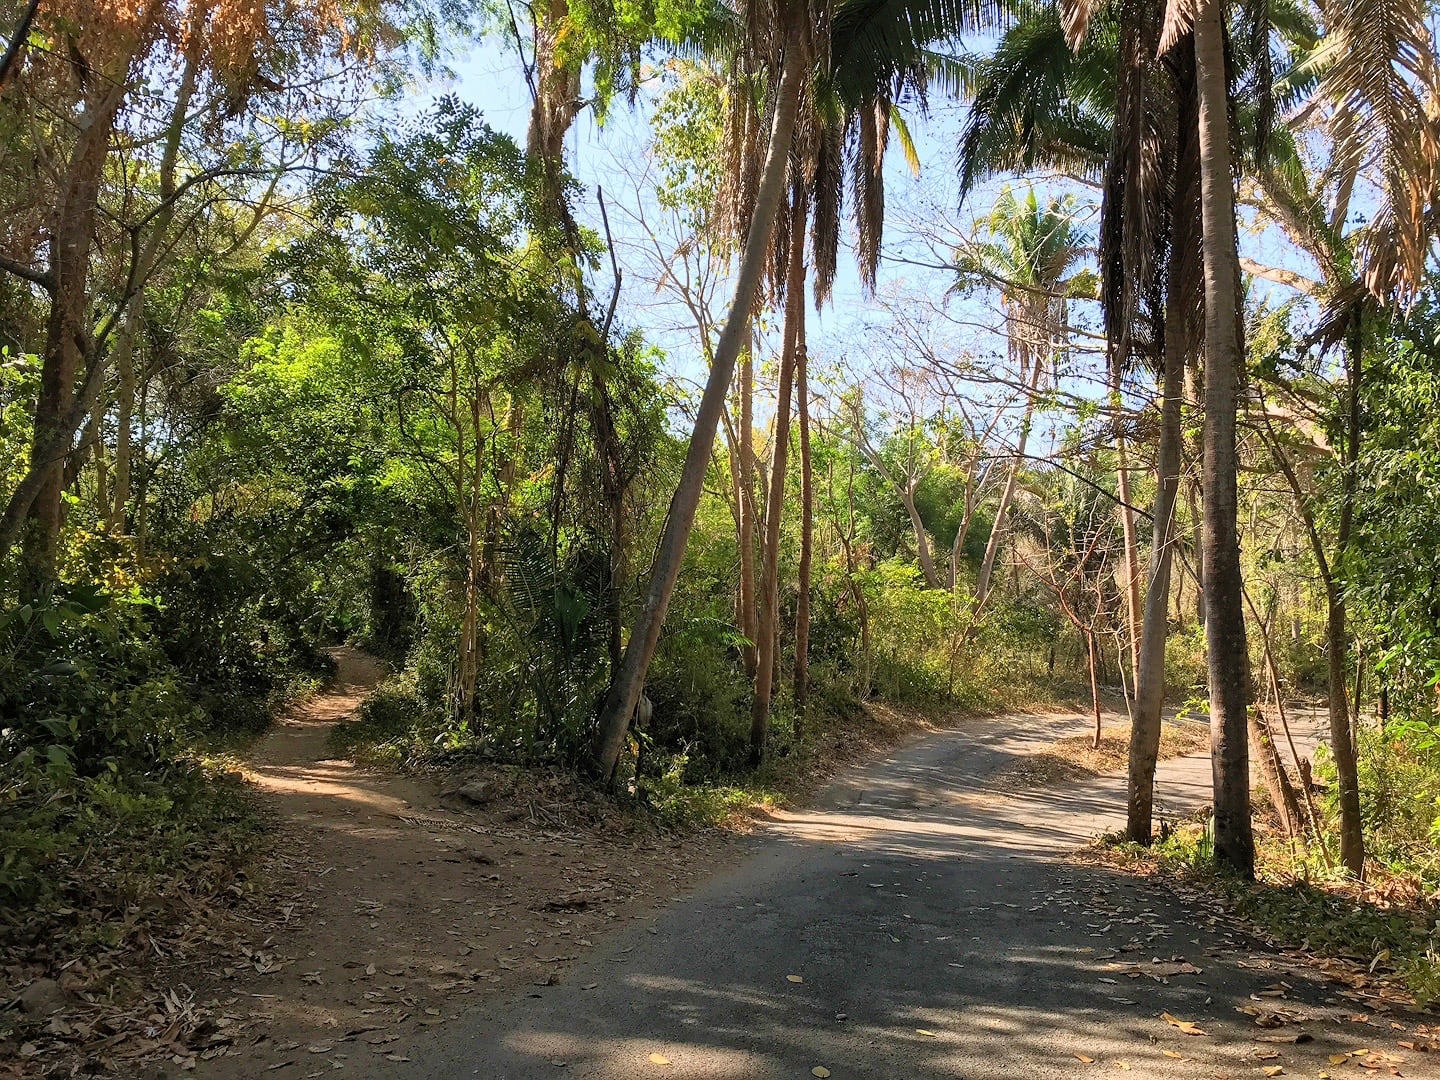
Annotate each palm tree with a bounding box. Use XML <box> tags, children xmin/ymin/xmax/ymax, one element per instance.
<box><xmin>954</xmin><ymin>0</ymin><xmax>1324</xmax><ymax>855</ymax></box>
<box><xmin>1187</xmin><ymin>0</ymin><xmax>1255</xmax><ymax>876</ymax></box>
<box><xmin>952</xmin><ymin>0</ymin><xmax>1203</xmax><ymax>842</ymax></box>
<box><xmin>1170</xmin><ymin>0</ymin><xmax>1440</xmax><ymax>874</ymax></box>
<box><xmin>595</xmin><ymin>0</ymin><xmax>1005</xmax><ymax>779</ymax></box>
<box><xmin>953</xmin><ymin>186</ymin><xmax>1090</xmax><ymax>617</ymax></box>
<box><xmin>592</xmin><ymin>1</ymin><xmax>811</xmax><ymax>782</ymax></box>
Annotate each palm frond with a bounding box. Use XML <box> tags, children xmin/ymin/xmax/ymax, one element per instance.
<box><xmin>830</xmin><ymin>0</ymin><xmax>1020</xmax><ymax>106</ymax></box>
<box><xmin>1306</xmin><ymin>0</ymin><xmax>1440</xmax><ymax>298</ymax></box>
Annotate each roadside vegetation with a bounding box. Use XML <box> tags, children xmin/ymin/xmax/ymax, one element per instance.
<box><xmin>2</xmin><ymin>0</ymin><xmax>1440</xmax><ymax>1067</ymax></box>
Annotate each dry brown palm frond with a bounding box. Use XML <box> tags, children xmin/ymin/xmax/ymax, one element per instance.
<box><xmin>853</xmin><ymin>94</ymin><xmax>890</xmax><ymax>292</ymax></box>
<box><xmin>810</xmin><ymin>115</ymin><xmax>844</xmax><ymax>305</ymax></box>
<box><xmin>1309</xmin><ymin>0</ymin><xmax>1440</xmax><ymax>299</ymax></box>
<box><xmin>1060</xmin><ymin>0</ymin><xmax>1109</xmax><ymax>51</ymax></box>
<box><xmin>1157</xmin><ymin>0</ymin><xmax>1199</xmax><ymax>56</ymax></box>
<box><xmin>1100</xmin><ymin>0</ymin><xmax>1169</xmax><ymax>375</ymax></box>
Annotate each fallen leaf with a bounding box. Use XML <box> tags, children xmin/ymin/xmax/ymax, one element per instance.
<box><xmin>1330</xmin><ymin>1055</ymin><xmax>1350</xmax><ymax>1065</ymax></box>
<box><xmin>1074</xmin><ymin>1053</ymin><xmax>1095</xmax><ymax>1063</ymax></box>
<box><xmin>649</xmin><ymin>1053</ymin><xmax>671</xmax><ymax>1066</ymax></box>
<box><xmin>1161</xmin><ymin>1050</ymin><xmax>1182</xmax><ymax>1059</ymax></box>
<box><xmin>812</xmin><ymin>1069</ymin><xmax>831</xmax><ymax>1078</ymax></box>
<box><xmin>916</xmin><ymin>1029</ymin><xmax>939</xmax><ymax>1037</ymax></box>
<box><xmin>787</xmin><ymin>975</ymin><xmax>804</xmax><ymax>984</ymax></box>
<box><xmin>1161</xmin><ymin>1012</ymin><xmax>1208</xmax><ymax>1037</ymax></box>
<box><xmin>1263</xmin><ymin>1067</ymin><xmax>1283</xmax><ymax>1077</ymax></box>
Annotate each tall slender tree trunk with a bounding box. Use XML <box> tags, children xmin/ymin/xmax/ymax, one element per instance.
<box><xmin>1327</xmin><ymin>318</ymin><xmax>1366</xmax><ymax>875</ymax></box>
<box><xmin>948</xmin><ymin>466</ymin><xmax>982</xmax><ymax>591</ymax></box>
<box><xmin>1193</xmin><ymin>0</ymin><xmax>1254</xmax><ymax>877</ymax></box>
<box><xmin>1127</xmin><ymin>51</ymin><xmax>1200</xmax><ymax>843</ymax></box>
<box><xmin>1086</xmin><ymin>628</ymin><xmax>1103</xmax><ymax>749</ymax></box>
<box><xmin>107</xmin><ymin>297</ymin><xmax>145</xmax><ymax>531</ymax></box>
<box><xmin>1127</xmin><ymin>329</ymin><xmax>1185</xmax><ymax>840</ymax></box>
<box><xmin>527</xmin><ymin>0</ymin><xmax>584</xmax><ymax>221</ymax></box>
<box><xmin>1113</xmin><ymin>389</ymin><xmax>1143</xmax><ymax>684</ymax></box>
<box><xmin>89</xmin><ymin>395</ymin><xmax>107</xmax><ymax>513</ymax></box>
<box><xmin>1326</xmin><ymin>588</ymin><xmax>1364</xmax><ymax>873</ymax></box>
<box><xmin>738</xmin><ymin>338</ymin><xmax>759</xmax><ymax>677</ymax></box>
<box><xmin>591</xmin><ymin>27</ymin><xmax>807</xmax><ymax>782</ymax></box>
<box><xmin>975</xmin><ymin>350</ymin><xmax>1043</xmax><ymax>612</ymax></box>
<box><xmin>751</xmin><ymin>186</ymin><xmax>806</xmax><ymax>766</ymax></box>
<box><xmin>793</xmin><ymin>311</ymin><xmax>813</xmax><ymax>726</ymax></box>
<box><xmin>1185</xmin><ymin>361</ymin><xmax>1206</xmax><ymax>627</ymax></box>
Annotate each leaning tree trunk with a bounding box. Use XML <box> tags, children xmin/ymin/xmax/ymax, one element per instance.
<box><xmin>751</xmin><ymin>185</ymin><xmax>806</xmax><ymax>767</ymax></box>
<box><xmin>1194</xmin><ymin>0</ymin><xmax>1254</xmax><ymax>877</ymax></box>
<box><xmin>1127</xmin><ymin>53</ymin><xmax>1200</xmax><ymax>843</ymax></box>
<box><xmin>738</xmin><ymin>337</ymin><xmax>759</xmax><ymax>677</ymax></box>
<box><xmin>18</xmin><ymin>91</ymin><xmax>122</xmax><ymax>591</ymax></box>
<box><xmin>591</xmin><ymin>27</ymin><xmax>807</xmax><ymax>782</ymax></box>
<box><xmin>1125</xmin><ymin>326</ymin><xmax>1186</xmax><ymax>840</ymax></box>
<box><xmin>1326</xmin><ymin>318</ymin><xmax>1366</xmax><ymax>875</ymax></box>
<box><xmin>793</xmin><ymin>307</ymin><xmax>813</xmax><ymax>727</ymax></box>
<box><xmin>975</xmin><ymin>347</ymin><xmax>1044</xmax><ymax>612</ymax></box>
<box><xmin>901</xmin><ymin>483</ymin><xmax>941</xmax><ymax>588</ymax></box>
<box><xmin>1249</xmin><ymin>705</ymin><xmax>1303</xmax><ymax>838</ymax></box>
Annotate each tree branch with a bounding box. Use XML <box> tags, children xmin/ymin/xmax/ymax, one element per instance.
<box><xmin>0</xmin><ymin>0</ymin><xmax>38</xmax><ymax>91</ymax></box>
<box><xmin>0</xmin><ymin>253</ymin><xmax>52</xmax><ymax>291</ymax></box>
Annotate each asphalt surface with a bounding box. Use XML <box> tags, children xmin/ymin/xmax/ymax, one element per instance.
<box><xmin>381</xmin><ymin>711</ymin><xmax>1436</xmax><ymax>1079</ymax></box>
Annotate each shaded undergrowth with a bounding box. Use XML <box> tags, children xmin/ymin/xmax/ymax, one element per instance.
<box><xmin>1090</xmin><ymin>820</ymin><xmax>1440</xmax><ymax>1007</ymax></box>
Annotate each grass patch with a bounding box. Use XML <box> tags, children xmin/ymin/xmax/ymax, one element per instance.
<box><xmin>1087</xmin><ymin>821</ymin><xmax>1440</xmax><ymax>1008</ymax></box>
<box><xmin>326</xmin><ymin>671</ymin><xmax>434</xmax><ymax>766</ymax></box>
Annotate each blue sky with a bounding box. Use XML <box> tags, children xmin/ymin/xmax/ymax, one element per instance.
<box><xmin>426</xmin><ymin>33</ymin><xmax>1084</xmax><ymax>448</ymax></box>
<box><xmin>416</xmin><ymin>29</ymin><xmax>1323</xmax><ymax>455</ymax></box>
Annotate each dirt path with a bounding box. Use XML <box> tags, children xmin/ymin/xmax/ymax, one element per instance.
<box><xmin>191</xmin><ymin>649</ymin><xmax>732</xmax><ymax>1078</ymax></box>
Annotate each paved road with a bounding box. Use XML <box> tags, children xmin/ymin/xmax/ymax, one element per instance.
<box><xmin>383</xmin><ymin>711</ymin><xmax>1434</xmax><ymax>1079</ymax></box>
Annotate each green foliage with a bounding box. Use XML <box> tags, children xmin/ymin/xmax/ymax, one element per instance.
<box><xmin>0</xmin><ymin>751</ymin><xmax>260</xmax><ymax>948</ymax></box>
<box><xmin>330</xmin><ymin>671</ymin><xmax>443</xmax><ymax>767</ymax></box>
<box><xmin>1311</xmin><ymin>722</ymin><xmax>1440</xmax><ymax>882</ymax></box>
<box><xmin>0</xmin><ymin>585</ymin><xmax>201</xmax><ymax>775</ymax></box>
<box><xmin>1348</xmin><ymin>298</ymin><xmax>1440</xmax><ymax>723</ymax></box>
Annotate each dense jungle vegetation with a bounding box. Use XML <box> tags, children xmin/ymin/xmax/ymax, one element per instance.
<box><xmin>2</xmin><ymin>0</ymin><xmax>1440</xmax><ymax>1006</ymax></box>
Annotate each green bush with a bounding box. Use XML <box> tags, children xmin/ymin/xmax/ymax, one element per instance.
<box><xmin>1323</xmin><ymin>721</ymin><xmax>1440</xmax><ymax>881</ymax></box>
<box><xmin>0</xmin><ymin>586</ymin><xmax>204</xmax><ymax>774</ymax></box>
<box><xmin>330</xmin><ymin>670</ymin><xmax>444</xmax><ymax>766</ymax></box>
<box><xmin>0</xmin><ymin>750</ymin><xmax>259</xmax><ymax>941</ymax></box>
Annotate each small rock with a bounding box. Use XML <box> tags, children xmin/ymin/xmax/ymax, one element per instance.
<box><xmin>440</xmin><ymin>780</ymin><xmax>493</xmax><ymax>807</ymax></box>
<box><xmin>20</xmin><ymin>978</ymin><xmax>67</xmax><ymax>1016</ymax></box>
